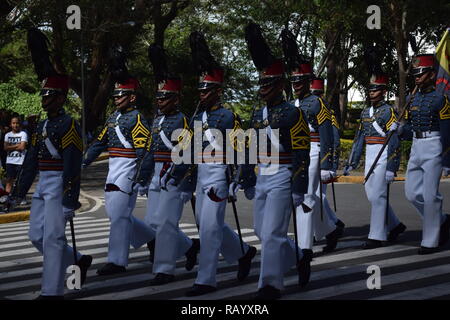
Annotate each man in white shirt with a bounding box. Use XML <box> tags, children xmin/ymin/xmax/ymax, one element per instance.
<box><xmin>3</xmin><ymin>117</ymin><xmax>28</xmax><ymax>194</ymax></box>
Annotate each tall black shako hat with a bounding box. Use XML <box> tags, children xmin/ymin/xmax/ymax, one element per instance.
<box><xmin>27</xmin><ymin>28</ymin><xmax>69</xmax><ymax>97</ymax></box>
<box><xmin>189</xmin><ymin>31</ymin><xmax>224</xmax><ymax>91</ymax></box>
<box><xmin>364</xmin><ymin>45</ymin><xmax>389</xmax><ymax>92</ymax></box>
<box><xmin>148</xmin><ymin>44</ymin><xmax>182</xmax><ymax>99</ymax></box>
<box><xmin>108</xmin><ymin>45</ymin><xmax>139</xmax><ymax>97</ymax></box>
<box><xmin>281</xmin><ymin>28</ymin><xmax>313</xmax><ymax>83</ymax></box>
<box><xmin>245</xmin><ymin>23</ymin><xmax>284</xmax><ymax>87</ymax></box>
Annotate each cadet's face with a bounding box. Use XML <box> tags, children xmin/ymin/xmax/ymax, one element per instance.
<box><xmin>114</xmin><ymin>94</ymin><xmax>132</xmax><ymax>110</ymax></box>
<box><xmin>292</xmin><ymin>80</ymin><xmax>308</xmax><ymax>97</ymax></box>
<box><xmin>42</xmin><ymin>94</ymin><xmax>65</xmax><ymax>113</ymax></box>
<box><xmin>414</xmin><ymin>71</ymin><xmax>435</xmax><ymax>88</ymax></box>
<box><xmin>369</xmin><ymin>89</ymin><xmax>385</xmax><ymax>102</ymax></box>
<box><xmin>259</xmin><ymin>80</ymin><xmax>283</xmax><ymax>103</ymax></box>
<box><xmin>157</xmin><ymin>94</ymin><xmax>179</xmax><ymax>113</ymax></box>
<box><xmin>199</xmin><ymin>87</ymin><xmax>220</xmax><ymax>107</ymax></box>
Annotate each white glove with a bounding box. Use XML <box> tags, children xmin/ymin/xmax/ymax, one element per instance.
<box><xmin>63</xmin><ymin>206</ymin><xmax>75</xmax><ymax>221</ymax></box>
<box><xmin>244</xmin><ymin>187</ymin><xmax>256</xmax><ymax>200</ymax></box>
<box><xmin>321</xmin><ymin>170</ymin><xmax>334</xmax><ymax>183</ymax></box>
<box><xmin>180</xmin><ymin>191</ymin><xmax>192</xmax><ymax>204</ymax></box>
<box><xmin>292</xmin><ymin>193</ymin><xmax>305</xmax><ymax>208</ymax></box>
<box><xmin>132</xmin><ymin>183</ymin><xmax>147</xmax><ymax>195</ymax></box>
<box><xmin>385</xmin><ymin>170</ymin><xmax>395</xmax><ymax>184</ymax></box>
<box><xmin>81</xmin><ymin>162</ymin><xmax>88</xmax><ymax>170</ymax></box>
<box><xmin>389</xmin><ymin>121</ymin><xmax>399</xmax><ymax>132</ymax></box>
<box><xmin>228</xmin><ymin>182</ymin><xmax>241</xmax><ymax>200</ymax></box>
<box><xmin>343</xmin><ymin>165</ymin><xmax>353</xmax><ymax>176</ymax></box>
<box><xmin>443</xmin><ymin>167</ymin><xmax>450</xmax><ymax>177</ymax></box>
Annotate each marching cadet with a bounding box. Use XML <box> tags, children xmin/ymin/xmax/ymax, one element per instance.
<box><xmin>145</xmin><ymin>44</ymin><xmax>200</xmax><ymax>285</ymax></box>
<box><xmin>241</xmin><ymin>24</ymin><xmax>310</xmax><ymax>300</ymax></box>
<box><xmin>83</xmin><ymin>47</ymin><xmax>155</xmax><ymax>275</ymax></box>
<box><xmin>166</xmin><ymin>31</ymin><xmax>257</xmax><ymax>297</ymax></box>
<box><xmin>399</xmin><ymin>54</ymin><xmax>450</xmax><ymax>254</ymax></box>
<box><xmin>344</xmin><ymin>73</ymin><xmax>406</xmax><ymax>248</ymax></box>
<box><xmin>310</xmin><ymin>77</ymin><xmax>346</xmax><ymax>250</ymax></box>
<box><xmin>281</xmin><ymin>29</ymin><xmax>342</xmax><ymax>257</ymax></box>
<box><xmin>16</xmin><ymin>28</ymin><xmax>92</xmax><ymax>300</ymax></box>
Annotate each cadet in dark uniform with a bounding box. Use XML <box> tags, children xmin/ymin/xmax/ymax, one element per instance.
<box><xmin>242</xmin><ymin>24</ymin><xmax>310</xmax><ymax>300</ymax></box>
<box><xmin>17</xmin><ymin>75</ymin><xmax>92</xmax><ymax>299</ymax></box>
<box><xmin>145</xmin><ymin>44</ymin><xmax>200</xmax><ymax>285</ymax></box>
<box><xmin>83</xmin><ymin>76</ymin><xmax>155</xmax><ymax>275</ymax></box>
<box><xmin>344</xmin><ymin>74</ymin><xmax>406</xmax><ymax>248</ymax></box>
<box><xmin>400</xmin><ymin>54</ymin><xmax>450</xmax><ymax>254</ymax></box>
<box><xmin>169</xmin><ymin>32</ymin><xmax>257</xmax><ymax>297</ymax></box>
<box><xmin>310</xmin><ymin>78</ymin><xmax>345</xmax><ymax>250</ymax></box>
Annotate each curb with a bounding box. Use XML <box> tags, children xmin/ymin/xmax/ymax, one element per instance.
<box><xmin>0</xmin><ymin>210</ymin><xmax>31</xmax><ymax>224</ymax></box>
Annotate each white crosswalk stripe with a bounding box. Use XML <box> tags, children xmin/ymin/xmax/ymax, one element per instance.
<box><xmin>1</xmin><ymin>216</ymin><xmax>450</xmax><ymax>300</ymax></box>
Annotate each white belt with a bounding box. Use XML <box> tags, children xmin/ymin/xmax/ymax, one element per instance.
<box><xmin>115</xmin><ymin>114</ymin><xmax>133</xmax><ymax>149</ymax></box>
<box><xmin>158</xmin><ymin>116</ymin><xmax>175</xmax><ymax>151</ymax></box>
<box><xmin>202</xmin><ymin>111</ymin><xmax>222</xmax><ymax>151</ymax></box>
<box><xmin>413</xmin><ymin>131</ymin><xmax>440</xmax><ymax>139</ymax></box>
<box><xmin>42</xmin><ymin>120</ymin><xmax>61</xmax><ymax>159</ymax></box>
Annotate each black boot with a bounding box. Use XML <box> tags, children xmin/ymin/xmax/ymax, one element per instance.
<box><xmin>362</xmin><ymin>239</ymin><xmax>383</xmax><ymax>249</ymax></box>
<box><xmin>387</xmin><ymin>222</ymin><xmax>407</xmax><ymax>242</ymax></box>
<box><xmin>185</xmin><ymin>284</ymin><xmax>217</xmax><ymax>297</ymax></box>
<box><xmin>149</xmin><ymin>273</ymin><xmax>175</xmax><ymax>286</ymax></box>
<box><xmin>297</xmin><ymin>249</ymin><xmax>313</xmax><ymax>287</ymax></box>
<box><xmin>185</xmin><ymin>238</ymin><xmax>200</xmax><ymax>271</ymax></box>
<box><xmin>96</xmin><ymin>263</ymin><xmax>126</xmax><ymax>276</ymax></box>
<box><xmin>237</xmin><ymin>246</ymin><xmax>257</xmax><ymax>281</ymax></box>
<box><xmin>418</xmin><ymin>246</ymin><xmax>440</xmax><ymax>255</ymax></box>
<box><xmin>147</xmin><ymin>239</ymin><xmax>155</xmax><ymax>264</ymax></box>
<box><xmin>254</xmin><ymin>285</ymin><xmax>281</xmax><ymax>300</ymax></box>
<box><xmin>439</xmin><ymin>214</ymin><xmax>450</xmax><ymax>246</ymax></box>
<box><xmin>322</xmin><ymin>228</ymin><xmax>340</xmax><ymax>253</ymax></box>
<box><xmin>76</xmin><ymin>255</ymin><xmax>93</xmax><ymax>286</ymax></box>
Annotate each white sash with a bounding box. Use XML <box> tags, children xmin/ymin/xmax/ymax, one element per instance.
<box><xmin>202</xmin><ymin>111</ymin><xmax>222</xmax><ymax>151</ymax></box>
<box><xmin>369</xmin><ymin>107</ymin><xmax>386</xmax><ymax>137</ymax></box>
<box><xmin>115</xmin><ymin>114</ymin><xmax>133</xmax><ymax>149</ymax></box>
<box><xmin>158</xmin><ymin>116</ymin><xmax>175</xmax><ymax>151</ymax></box>
<box><xmin>295</xmin><ymin>98</ymin><xmax>315</xmax><ymax>132</ymax></box>
<box><xmin>42</xmin><ymin>120</ymin><xmax>61</xmax><ymax>159</ymax></box>
<box><xmin>262</xmin><ymin>107</ymin><xmax>280</xmax><ymax>147</ymax></box>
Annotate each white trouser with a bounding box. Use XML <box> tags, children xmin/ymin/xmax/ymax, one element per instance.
<box><xmin>254</xmin><ymin>164</ymin><xmax>298</xmax><ymax>290</ymax></box>
<box><xmin>105</xmin><ymin>157</ymin><xmax>155</xmax><ymax>267</ymax></box>
<box><xmin>364</xmin><ymin>144</ymin><xmax>400</xmax><ymax>241</ymax></box>
<box><xmin>28</xmin><ymin>171</ymin><xmax>82</xmax><ymax>296</ymax></box>
<box><xmin>146</xmin><ymin>162</ymin><xmax>193</xmax><ymax>275</ymax></box>
<box><xmin>405</xmin><ymin>136</ymin><xmax>446</xmax><ymax>248</ymax></box>
<box><xmin>194</xmin><ymin>163</ymin><xmax>249</xmax><ymax>287</ymax></box>
<box><xmin>296</xmin><ymin>142</ymin><xmax>337</xmax><ymax>247</ymax></box>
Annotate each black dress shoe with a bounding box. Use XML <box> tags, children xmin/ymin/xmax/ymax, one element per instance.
<box><xmin>76</xmin><ymin>255</ymin><xmax>93</xmax><ymax>286</ymax></box>
<box><xmin>254</xmin><ymin>285</ymin><xmax>281</xmax><ymax>300</ymax></box>
<box><xmin>418</xmin><ymin>246</ymin><xmax>440</xmax><ymax>255</ymax></box>
<box><xmin>149</xmin><ymin>273</ymin><xmax>175</xmax><ymax>286</ymax></box>
<box><xmin>185</xmin><ymin>284</ymin><xmax>217</xmax><ymax>297</ymax></box>
<box><xmin>34</xmin><ymin>295</ymin><xmax>64</xmax><ymax>300</ymax></box>
<box><xmin>237</xmin><ymin>246</ymin><xmax>257</xmax><ymax>281</ymax></box>
<box><xmin>96</xmin><ymin>263</ymin><xmax>126</xmax><ymax>276</ymax></box>
<box><xmin>297</xmin><ymin>249</ymin><xmax>313</xmax><ymax>287</ymax></box>
<box><xmin>185</xmin><ymin>238</ymin><xmax>200</xmax><ymax>271</ymax></box>
<box><xmin>322</xmin><ymin>228</ymin><xmax>340</xmax><ymax>253</ymax></box>
<box><xmin>336</xmin><ymin>219</ymin><xmax>346</xmax><ymax>230</ymax></box>
<box><xmin>387</xmin><ymin>222</ymin><xmax>407</xmax><ymax>242</ymax></box>
<box><xmin>439</xmin><ymin>214</ymin><xmax>450</xmax><ymax>246</ymax></box>
<box><xmin>362</xmin><ymin>239</ymin><xmax>383</xmax><ymax>250</ymax></box>
<box><xmin>147</xmin><ymin>240</ymin><xmax>155</xmax><ymax>264</ymax></box>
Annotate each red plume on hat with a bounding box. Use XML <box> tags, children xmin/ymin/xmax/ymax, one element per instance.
<box><xmin>27</xmin><ymin>28</ymin><xmax>69</xmax><ymax>96</ymax></box>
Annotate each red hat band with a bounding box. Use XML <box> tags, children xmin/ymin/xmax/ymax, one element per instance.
<box><xmin>113</xmin><ymin>78</ymin><xmax>139</xmax><ymax>96</ymax></box>
<box><xmin>292</xmin><ymin>63</ymin><xmax>313</xmax><ymax>77</ymax></box>
<box><xmin>370</xmin><ymin>74</ymin><xmax>389</xmax><ymax>86</ymax></box>
<box><xmin>40</xmin><ymin>75</ymin><xmax>69</xmax><ymax>96</ymax></box>
<box><xmin>311</xmin><ymin>78</ymin><xmax>325</xmax><ymax>91</ymax></box>
<box><xmin>412</xmin><ymin>54</ymin><xmax>435</xmax><ymax>75</ymax></box>
<box><xmin>260</xmin><ymin>60</ymin><xmax>284</xmax><ymax>79</ymax></box>
<box><xmin>199</xmin><ymin>69</ymin><xmax>224</xmax><ymax>85</ymax></box>
<box><xmin>158</xmin><ymin>79</ymin><xmax>182</xmax><ymax>93</ymax></box>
